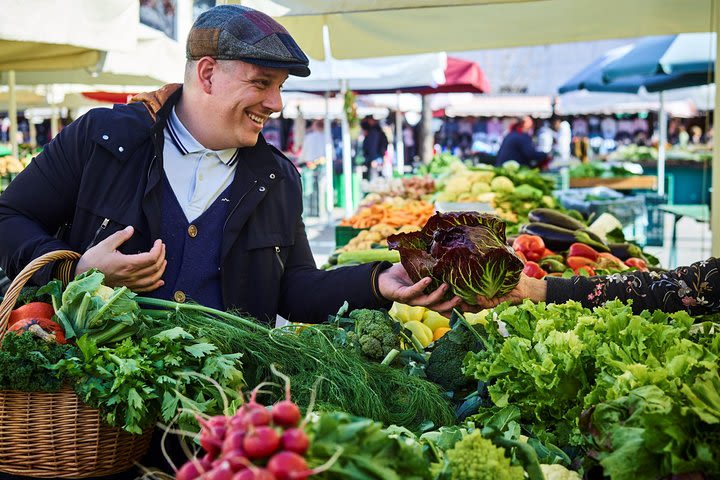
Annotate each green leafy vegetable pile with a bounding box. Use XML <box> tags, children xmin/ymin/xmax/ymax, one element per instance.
<box><xmin>387</xmin><ymin>212</ymin><xmax>524</xmax><ymax>302</ymax></box>
<box><xmin>0</xmin><ymin>331</ymin><xmax>72</xmax><ymax>392</ymax></box>
<box><xmin>463</xmin><ymin>299</ymin><xmax>720</xmax><ymax>479</ymax></box>
<box><xmin>52</xmin><ymin>327</ymin><xmax>244</xmax><ymax>434</ymax></box>
<box><xmin>138</xmin><ymin>297</ymin><xmax>455</xmax><ymax>432</ymax></box>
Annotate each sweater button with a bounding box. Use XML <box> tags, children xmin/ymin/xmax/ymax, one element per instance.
<box><xmin>188</xmin><ymin>224</ymin><xmax>198</xmax><ymax>237</ymax></box>
<box><xmin>174</xmin><ymin>291</ymin><xmax>186</xmax><ymax>303</ymax></box>
<box><xmin>269</xmin><ymin>173</ymin><xmax>276</xmax><ymax>179</ymax></box>
<box><xmin>258</xmin><ymin>186</ymin><xmax>266</xmax><ymax>192</ymax></box>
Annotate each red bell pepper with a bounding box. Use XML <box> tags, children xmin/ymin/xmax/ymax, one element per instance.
<box><xmin>567</xmin><ymin>243</ymin><xmax>599</xmax><ymax>261</ymax></box>
<box><xmin>625</xmin><ymin>257</ymin><xmax>649</xmax><ymax>272</ymax></box>
<box><xmin>540</xmin><ymin>248</ymin><xmax>556</xmax><ymax>258</ymax></box>
<box><xmin>512</xmin><ymin>235</ymin><xmax>545</xmax><ymax>262</ymax></box>
<box><xmin>566</xmin><ymin>256</ymin><xmax>597</xmax><ymax>271</ymax></box>
<box><xmin>596</xmin><ymin>252</ymin><xmax>629</xmax><ymax>271</ymax></box>
<box><xmin>514</xmin><ymin>250</ymin><xmax>528</xmax><ymax>264</ymax></box>
<box><xmin>574</xmin><ymin>266</ymin><xmax>596</xmax><ymax>277</ymax></box>
<box><xmin>523</xmin><ymin>261</ymin><xmax>547</xmax><ymax>279</ymax></box>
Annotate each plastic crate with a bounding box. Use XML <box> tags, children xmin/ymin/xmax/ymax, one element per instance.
<box><xmin>643</xmin><ymin>193</ymin><xmax>667</xmax><ymax>247</ymax></box>
<box><xmin>335</xmin><ymin>225</ymin><xmax>367</xmax><ymax>248</ymax></box>
<box><xmin>557</xmin><ymin>188</ymin><xmax>645</xmax><ymax>227</ymax></box>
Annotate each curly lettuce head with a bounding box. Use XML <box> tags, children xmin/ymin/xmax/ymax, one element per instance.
<box><xmin>387</xmin><ymin>212</ymin><xmax>523</xmax><ymax>303</ymax></box>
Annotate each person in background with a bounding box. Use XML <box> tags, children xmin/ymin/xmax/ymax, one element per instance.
<box><xmin>552</xmin><ymin>116</ymin><xmax>573</xmax><ymax>163</ymax></box>
<box><xmin>536</xmin><ymin>120</ymin><xmax>555</xmax><ymax>154</ymax></box>
<box><xmin>361</xmin><ymin>115</ymin><xmax>388</xmax><ymax>179</ymax></box>
<box><xmin>403</xmin><ymin>122</ymin><xmax>416</xmax><ymax>166</ymax></box>
<box><xmin>494</xmin><ymin>116</ymin><xmax>549</xmax><ymax>168</ymax></box>
<box><xmin>690</xmin><ymin>125</ymin><xmax>704</xmax><ymax>144</ymax></box>
<box><xmin>677</xmin><ymin>124</ymin><xmax>690</xmax><ymax>147</ymax></box>
<box><xmin>299</xmin><ymin>119</ymin><xmax>326</xmax><ymax>167</ymax></box>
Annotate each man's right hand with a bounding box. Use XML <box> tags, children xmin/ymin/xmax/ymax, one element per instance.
<box><xmin>75</xmin><ymin>226</ymin><xmax>167</xmax><ymax>292</ymax></box>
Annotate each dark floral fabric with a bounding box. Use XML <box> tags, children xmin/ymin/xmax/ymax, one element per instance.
<box><xmin>545</xmin><ymin>258</ymin><xmax>720</xmax><ymax>315</ymax></box>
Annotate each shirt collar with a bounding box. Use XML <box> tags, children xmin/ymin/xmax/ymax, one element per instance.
<box><xmin>166</xmin><ymin>107</ymin><xmax>239</xmax><ymax>166</ymax></box>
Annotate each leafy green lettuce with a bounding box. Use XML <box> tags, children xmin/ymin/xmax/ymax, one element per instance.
<box><xmin>387</xmin><ymin>212</ymin><xmax>523</xmax><ymax>303</ymax></box>
<box><xmin>463</xmin><ymin>299</ymin><xmax>720</xmax><ymax>478</ymax></box>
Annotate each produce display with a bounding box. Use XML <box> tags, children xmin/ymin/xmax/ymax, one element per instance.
<box><xmin>339</xmin><ymin>197</ymin><xmax>435</xmax><ymax>229</ymax></box>
<box><xmin>4</xmin><ymin>142</ymin><xmax>716</xmax><ymax>480</ymax></box>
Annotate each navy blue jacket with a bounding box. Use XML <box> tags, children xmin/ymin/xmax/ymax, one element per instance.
<box><xmin>0</xmin><ymin>87</ymin><xmax>388</xmax><ymax>324</ymax></box>
<box><xmin>495</xmin><ymin>131</ymin><xmax>548</xmax><ymax>168</ymax></box>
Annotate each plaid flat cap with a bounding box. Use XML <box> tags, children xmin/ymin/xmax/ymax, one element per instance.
<box><xmin>187</xmin><ymin>5</ymin><xmax>310</xmax><ymax>77</ymax></box>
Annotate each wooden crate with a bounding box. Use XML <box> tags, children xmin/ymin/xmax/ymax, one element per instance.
<box><xmin>569</xmin><ymin>176</ymin><xmax>657</xmax><ymax>190</ymax></box>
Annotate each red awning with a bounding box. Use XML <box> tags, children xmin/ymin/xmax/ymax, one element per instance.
<box><xmin>81</xmin><ymin>91</ymin><xmax>138</xmax><ymax>104</ymax></box>
<box><xmin>356</xmin><ymin>56</ymin><xmax>490</xmax><ymax>95</ymax></box>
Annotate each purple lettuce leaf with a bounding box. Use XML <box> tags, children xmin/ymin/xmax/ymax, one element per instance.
<box><xmin>387</xmin><ymin>212</ymin><xmax>522</xmax><ymax>302</ymax></box>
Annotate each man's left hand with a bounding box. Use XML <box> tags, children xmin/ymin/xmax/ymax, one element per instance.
<box><xmin>377</xmin><ymin>263</ymin><xmax>462</xmax><ymax>315</ymax></box>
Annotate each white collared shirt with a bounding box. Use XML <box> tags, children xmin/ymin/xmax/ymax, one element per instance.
<box><xmin>163</xmin><ymin>107</ymin><xmax>238</xmax><ymax>222</ymax></box>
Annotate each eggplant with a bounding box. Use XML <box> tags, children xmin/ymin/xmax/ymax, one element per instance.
<box><xmin>608</xmin><ymin>243</ymin><xmax>644</xmax><ymax>261</ymax></box>
<box><xmin>528</xmin><ymin>208</ymin><xmax>586</xmax><ymax>231</ymax></box>
<box><xmin>521</xmin><ymin>222</ymin><xmax>610</xmax><ymax>253</ymax></box>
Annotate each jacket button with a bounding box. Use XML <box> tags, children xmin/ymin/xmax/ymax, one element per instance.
<box><xmin>102</xmin><ymin>134</ymin><xmax>109</xmax><ymax>140</ymax></box>
<box><xmin>259</xmin><ymin>186</ymin><xmax>266</xmax><ymax>192</ymax></box>
<box><xmin>118</xmin><ymin>146</ymin><xmax>124</xmax><ymax>152</ymax></box>
<box><xmin>174</xmin><ymin>290</ymin><xmax>186</xmax><ymax>303</ymax></box>
<box><xmin>269</xmin><ymin>173</ymin><xmax>276</xmax><ymax>179</ymax></box>
<box><xmin>188</xmin><ymin>224</ymin><xmax>198</xmax><ymax>237</ymax></box>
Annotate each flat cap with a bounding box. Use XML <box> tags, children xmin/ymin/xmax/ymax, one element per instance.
<box><xmin>187</xmin><ymin>5</ymin><xmax>310</xmax><ymax>77</ymax></box>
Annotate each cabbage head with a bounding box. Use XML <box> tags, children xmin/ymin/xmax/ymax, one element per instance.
<box><xmin>387</xmin><ymin>212</ymin><xmax>523</xmax><ymax>303</ymax></box>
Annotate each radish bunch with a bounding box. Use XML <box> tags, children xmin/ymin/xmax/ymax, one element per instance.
<box><xmin>176</xmin><ymin>377</ymin><xmax>317</xmax><ymax>480</ymax></box>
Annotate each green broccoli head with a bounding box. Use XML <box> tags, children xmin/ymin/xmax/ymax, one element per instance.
<box><xmin>426</xmin><ymin>322</ymin><xmax>482</xmax><ymax>391</ymax></box>
<box><xmin>349</xmin><ymin>309</ymin><xmax>400</xmax><ymax>361</ymax></box>
<box><xmin>431</xmin><ymin>431</ymin><xmax>525</xmax><ymax>480</ymax></box>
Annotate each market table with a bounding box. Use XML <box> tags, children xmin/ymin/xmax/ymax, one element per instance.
<box><xmin>657</xmin><ymin>204</ymin><xmax>710</xmax><ymax>267</ymax></box>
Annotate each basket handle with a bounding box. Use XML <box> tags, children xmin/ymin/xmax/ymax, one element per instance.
<box><xmin>0</xmin><ymin>250</ymin><xmax>81</xmax><ymax>340</ymax></box>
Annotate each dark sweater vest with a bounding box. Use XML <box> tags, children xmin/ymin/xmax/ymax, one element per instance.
<box><xmin>149</xmin><ymin>175</ymin><xmax>231</xmax><ymax>310</ymax></box>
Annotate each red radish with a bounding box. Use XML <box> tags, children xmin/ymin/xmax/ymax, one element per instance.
<box><xmin>198</xmin><ymin>415</ymin><xmax>228</xmax><ymax>456</ymax></box>
<box><xmin>205</xmin><ymin>461</ymin><xmax>234</xmax><ymax>480</ymax></box>
<box><xmin>266</xmin><ymin>452</ymin><xmax>309</xmax><ymax>480</ymax></box>
<box><xmin>272</xmin><ymin>401</ymin><xmax>301</xmax><ymax>427</ymax></box>
<box><xmin>280</xmin><ymin>428</ymin><xmax>309</xmax><ymax>455</ymax></box>
<box><xmin>233</xmin><ymin>468</ymin><xmax>277</xmax><ymax>480</ymax></box>
<box><xmin>224</xmin><ymin>449</ymin><xmax>250</xmax><ymax>471</ymax></box>
<box><xmin>176</xmin><ymin>460</ymin><xmax>205</xmax><ymax>480</ymax></box>
<box><xmin>246</xmin><ymin>407</ymin><xmax>272</xmax><ymax>426</ymax></box>
<box><xmin>222</xmin><ymin>430</ymin><xmax>246</xmax><ymax>455</ymax></box>
<box><xmin>243</xmin><ymin>426</ymin><xmax>280</xmax><ymax>459</ymax></box>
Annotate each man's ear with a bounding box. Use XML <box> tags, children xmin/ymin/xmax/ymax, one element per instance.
<box><xmin>196</xmin><ymin>57</ymin><xmax>216</xmax><ymax>94</ymax></box>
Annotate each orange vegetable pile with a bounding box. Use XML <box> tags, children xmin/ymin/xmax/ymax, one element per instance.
<box><xmin>340</xmin><ymin>199</ymin><xmax>435</xmax><ymax>229</ymax></box>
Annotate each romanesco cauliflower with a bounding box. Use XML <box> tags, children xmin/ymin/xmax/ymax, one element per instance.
<box><xmin>431</xmin><ymin>430</ymin><xmax>525</xmax><ymax>480</ymax></box>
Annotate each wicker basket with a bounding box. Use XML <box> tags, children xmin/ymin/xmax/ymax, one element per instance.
<box><xmin>0</xmin><ymin>250</ymin><xmax>153</xmax><ymax>478</ymax></box>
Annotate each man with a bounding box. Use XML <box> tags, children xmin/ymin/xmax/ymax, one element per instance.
<box><xmin>361</xmin><ymin>115</ymin><xmax>388</xmax><ymax>180</ymax></box>
<box><xmin>494</xmin><ymin>116</ymin><xmax>549</xmax><ymax>168</ymax></box>
<box><xmin>0</xmin><ymin>5</ymin><xmax>461</xmax><ymax>325</ymax></box>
